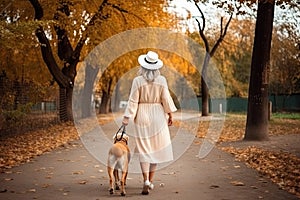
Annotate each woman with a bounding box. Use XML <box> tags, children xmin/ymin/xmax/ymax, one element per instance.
<box><xmin>122</xmin><ymin>51</ymin><xmax>177</xmax><ymax>195</ymax></box>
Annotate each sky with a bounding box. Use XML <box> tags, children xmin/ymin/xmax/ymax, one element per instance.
<box><xmin>167</xmin><ymin>0</ymin><xmax>300</xmax><ymax>34</ymax></box>
<box><xmin>167</xmin><ymin>0</ymin><xmax>233</xmax><ymax>32</ymax></box>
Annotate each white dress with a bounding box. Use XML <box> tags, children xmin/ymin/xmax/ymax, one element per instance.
<box><xmin>124</xmin><ymin>75</ymin><xmax>177</xmax><ymax>163</ymax></box>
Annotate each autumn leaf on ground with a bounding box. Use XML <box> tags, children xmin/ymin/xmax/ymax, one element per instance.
<box><xmin>221</xmin><ymin>146</ymin><xmax>300</xmax><ymax>197</ymax></box>
<box><xmin>230</xmin><ymin>180</ymin><xmax>245</xmax><ymax>186</ymax></box>
<box><xmin>78</xmin><ymin>180</ymin><xmax>87</xmax><ymax>184</ymax></box>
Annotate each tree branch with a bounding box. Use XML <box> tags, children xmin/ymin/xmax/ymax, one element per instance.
<box><xmin>194</xmin><ymin>1</ymin><xmax>210</xmax><ymax>53</ymax></box>
<box><xmin>28</xmin><ymin>0</ymin><xmax>43</xmax><ymax>20</ymax></box>
<box><xmin>220</xmin><ymin>17</ymin><xmax>223</xmax><ymax>37</ymax></box>
<box><xmin>106</xmin><ymin>2</ymin><xmax>128</xmax><ymax>13</ymax></box>
<box><xmin>223</xmin><ymin>13</ymin><xmax>233</xmax><ymax>37</ymax></box>
<box><xmin>55</xmin><ymin>28</ymin><xmax>74</xmax><ymax>62</ymax></box>
<box><xmin>210</xmin><ymin>13</ymin><xmax>233</xmax><ymax>56</ymax></box>
<box><xmin>35</xmin><ymin>26</ymin><xmax>70</xmax><ymax>87</ymax></box>
<box><xmin>29</xmin><ymin>0</ymin><xmax>71</xmax><ymax>88</ymax></box>
<box><xmin>194</xmin><ymin>1</ymin><xmax>205</xmax><ymax>31</ymax></box>
<box><xmin>51</xmin><ymin>1</ymin><xmax>73</xmax><ymax>63</ymax></box>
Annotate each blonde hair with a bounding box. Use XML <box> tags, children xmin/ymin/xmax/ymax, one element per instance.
<box><xmin>138</xmin><ymin>67</ymin><xmax>160</xmax><ymax>82</ymax></box>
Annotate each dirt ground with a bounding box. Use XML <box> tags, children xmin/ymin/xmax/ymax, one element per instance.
<box><xmin>0</xmin><ymin>118</ymin><xmax>299</xmax><ymax>200</ymax></box>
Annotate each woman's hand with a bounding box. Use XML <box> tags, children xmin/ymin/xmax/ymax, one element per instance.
<box><xmin>167</xmin><ymin>113</ymin><xmax>173</xmax><ymax>126</ymax></box>
<box><xmin>122</xmin><ymin>116</ymin><xmax>129</xmax><ymax>126</ymax></box>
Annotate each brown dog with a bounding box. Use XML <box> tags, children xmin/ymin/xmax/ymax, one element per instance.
<box><xmin>107</xmin><ymin>131</ymin><xmax>130</xmax><ymax>196</ymax></box>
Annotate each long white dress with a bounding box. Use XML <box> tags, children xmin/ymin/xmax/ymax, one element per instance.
<box><xmin>124</xmin><ymin>75</ymin><xmax>177</xmax><ymax>163</ymax></box>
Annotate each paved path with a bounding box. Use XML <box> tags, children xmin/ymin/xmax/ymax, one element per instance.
<box><xmin>0</xmin><ymin>118</ymin><xmax>299</xmax><ymax>200</ymax></box>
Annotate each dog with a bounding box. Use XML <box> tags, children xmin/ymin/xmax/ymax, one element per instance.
<box><xmin>107</xmin><ymin>131</ymin><xmax>130</xmax><ymax>196</ymax></box>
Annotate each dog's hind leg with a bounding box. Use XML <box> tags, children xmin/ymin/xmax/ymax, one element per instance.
<box><xmin>107</xmin><ymin>166</ymin><xmax>114</xmax><ymax>194</ymax></box>
<box><xmin>120</xmin><ymin>165</ymin><xmax>128</xmax><ymax>196</ymax></box>
<box><xmin>124</xmin><ymin>171</ymin><xmax>128</xmax><ymax>186</ymax></box>
<box><xmin>113</xmin><ymin>169</ymin><xmax>120</xmax><ymax>190</ymax></box>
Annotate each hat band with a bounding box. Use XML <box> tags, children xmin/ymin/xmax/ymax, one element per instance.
<box><xmin>144</xmin><ymin>57</ymin><xmax>158</xmax><ymax>65</ymax></box>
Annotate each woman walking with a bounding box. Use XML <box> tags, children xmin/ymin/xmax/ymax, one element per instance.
<box><xmin>122</xmin><ymin>51</ymin><xmax>177</xmax><ymax>195</ymax></box>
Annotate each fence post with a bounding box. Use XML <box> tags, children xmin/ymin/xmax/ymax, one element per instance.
<box><xmin>268</xmin><ymin>101</ymin><xmax>272</xmax><ymax>120</ymax></box>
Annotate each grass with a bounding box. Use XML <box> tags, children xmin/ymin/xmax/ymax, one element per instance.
<box><xmin>271</xmin><ymin>112</ymin><xmax>300</xmax><ymax>120</ymax></box>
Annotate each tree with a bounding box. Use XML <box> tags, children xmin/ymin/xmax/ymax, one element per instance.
<box><xmin>189</xmin><ymin>0</ymin><xmax>298</xmax><ymax>140</ymax></box>
<box><xmin>0</xmin><ymin>12</ymin><xmax>55</xmax><ymax>109</ymax></box>
<box><xmin>193</xmin><ymin>0</ymin><xmax>232</xmax><ymax>116</ymax></box>
<box><xmin>244</xmin><ymin>0</ymin><xmax>275</xmax><ymax>141</ymax></box>
<box><xmin>269</xmin><ymin>24</ymin><xmax>300</xmax><ymax>96</ymax></box>
<box><xmin>28</xmin><ymin>0</ymin><xmax>126</xmax><ymax>121</ymax></box>
<box><xmin>90</xmin><ymin>2</ymin><xmax>179</xmax><ymax>115</ymax></box>
<box><xmin>26</xmin><ymin>0</ymin><xmax>179</xmax><ymax>119</ymax></box>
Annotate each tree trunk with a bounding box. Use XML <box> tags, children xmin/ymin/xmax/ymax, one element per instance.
<box><xmin>58</xmin><ymin>87</ymin><xmax>73</xmax><ymax>121</ymax></box>
<box><xmin>201</xmin><ymin>53</ymin><xmax>210</xmax><ymax>116</ymax></box>
<box><xmin>201</xmin><ymin>78</ymin><xmax>209</xmax><ymax>116</ymax></box>
<box><xmin>59</xmin><ymin>87</ymin><xmax>68</xmax><ymax>121</ymax></box>
<box><xmin>66</xmin><ymin>86</ymin><xmax>73</xmax><ymax>121</ymax></box>
<box><xmin>99</xmin><ymin>78</ymin><xmax>113</xmax><ymax>114</ymax></box>
<box><xmin>99</xmin><ymin>90</ymin><xmax>110</xmax><ymax>114</ymax></box>
<box><xmin>81</xmin><ymin>64</ymin><xmax>99</xmax><ymax>118</ymax></box>
<box><xmin>244</xmin><ymin>0</ymin><xmax>275</xmax><ymax>141</ymax></box>
<box><xmin>112</xmin><ymin>81</ymin><xmax>121</xmax><ymax>112</ymax></box>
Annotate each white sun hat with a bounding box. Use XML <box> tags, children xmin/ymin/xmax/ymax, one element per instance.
<box><xmin>138</xmin><ymin>51</ymin><xmax>163</xmax><ymax>70</ymax></box>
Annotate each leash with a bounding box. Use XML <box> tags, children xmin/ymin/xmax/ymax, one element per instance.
<box><xmin>114</xmin><ymin>125</ymin><xmax>126</xmax><ymax>143</ymax></box>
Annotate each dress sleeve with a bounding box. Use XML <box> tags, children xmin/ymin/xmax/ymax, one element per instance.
<box><xmin>161</xmin><ymin>78</ymin><xmax>177</xmax><ymax>113</ymax></box>
<box><xmin>124</xmin><ymin>78</ymin><xmax>140</xmax><ymax>119</ymax></box>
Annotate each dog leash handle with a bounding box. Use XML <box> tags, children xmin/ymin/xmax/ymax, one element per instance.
<box><xmin>114</xmin><ymin>125</ymin><xmax>126</xmax><ymax>142</ymax></box>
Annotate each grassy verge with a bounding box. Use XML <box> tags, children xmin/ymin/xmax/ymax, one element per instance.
<box><xmin>271</xmin><ymin>112</ymin><xmax>300</xmax><ymax>120</ymax></box>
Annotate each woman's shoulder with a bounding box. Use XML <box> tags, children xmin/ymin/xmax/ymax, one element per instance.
<box><xmin>132</xmin><ymin>76</ymin><xmax>147</xmax><ymax>86</ymax></box>
<box><xmin>133</xmin><ymin>76</ymin><xmax>145</xmax><ymax>82</ymax></box>
<box><xmin>133</xmin><ymin>75</ymin><xmax>167</xmax><ymax>85</ymax></box>
<box><xmin>155</xmin><ymin>75</ymin><xmax>167</xmax><ymax>84</ymax></box>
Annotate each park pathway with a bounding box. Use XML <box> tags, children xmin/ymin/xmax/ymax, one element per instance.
<box><xmin>0</xmin><ymin>113</ymin><xmax>298</xmax><ymax>200</ymax></box>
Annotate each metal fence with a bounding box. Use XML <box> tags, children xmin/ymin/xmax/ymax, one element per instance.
<box><xmin>0</xmin><ymin>72</ymin><xmax>60</xmax><ymax>137</ymax></box>
<box><xmin>208</xmin><ymin>94</ymin><xmax>300</xmax><ymax>113</ymax></box>
<box><xmin>0</xmin><ymin>101</ymin><xmax>59</xmax><ymax>137</ymax></box>
<box><xmin>180</xmin><ymin>94</ymin><xmax>300</xmax><ymax>113</ymax></box>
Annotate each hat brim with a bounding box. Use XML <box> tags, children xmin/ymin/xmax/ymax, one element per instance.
<box><xmin>138</xmin><ymin>54</ymin><xmax>163</xmax><ymax>70</ymax></box>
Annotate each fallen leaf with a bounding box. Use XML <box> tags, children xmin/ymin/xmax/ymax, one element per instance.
<box><xmin>72</xmin><ymin>170</ymin><xmax>84</xmax><ymax>175</ymax></box>
<box><xmin>0</xmin><ymin>189</ymin><xmax>7</xmax><ymax>193</ymax></box>
<box><xmin>230</xmin><ymin>181</ymin><xmax>245</xmax><ymax>186</ymax></box>
<box><xmin>78</xmin><ymin>180</ymin><xmax>87</xmax><ymax>184</ymax></box>
<box><xmin>209</xmin><ymin>185</ymin><xmax>220</xmax><ymax>189</ymax></box>
<box><xmin>41</xmin><ymin>184</ymin><xmax>51</xmax><ymax>188</ymax></box>
<box><xmin>251</xmin><ymin>185</ymin><xmax>258</xmax><ymax>189</ymax></box>
<box><xmin>162</xmin><ymin>172</ymin><xmax>176</xmax><ymax>175</ymax></box>
<box><xmin>28</xmin><ymin>189</ymin><xmax>36</xmax><ymax>193</ymax></box>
